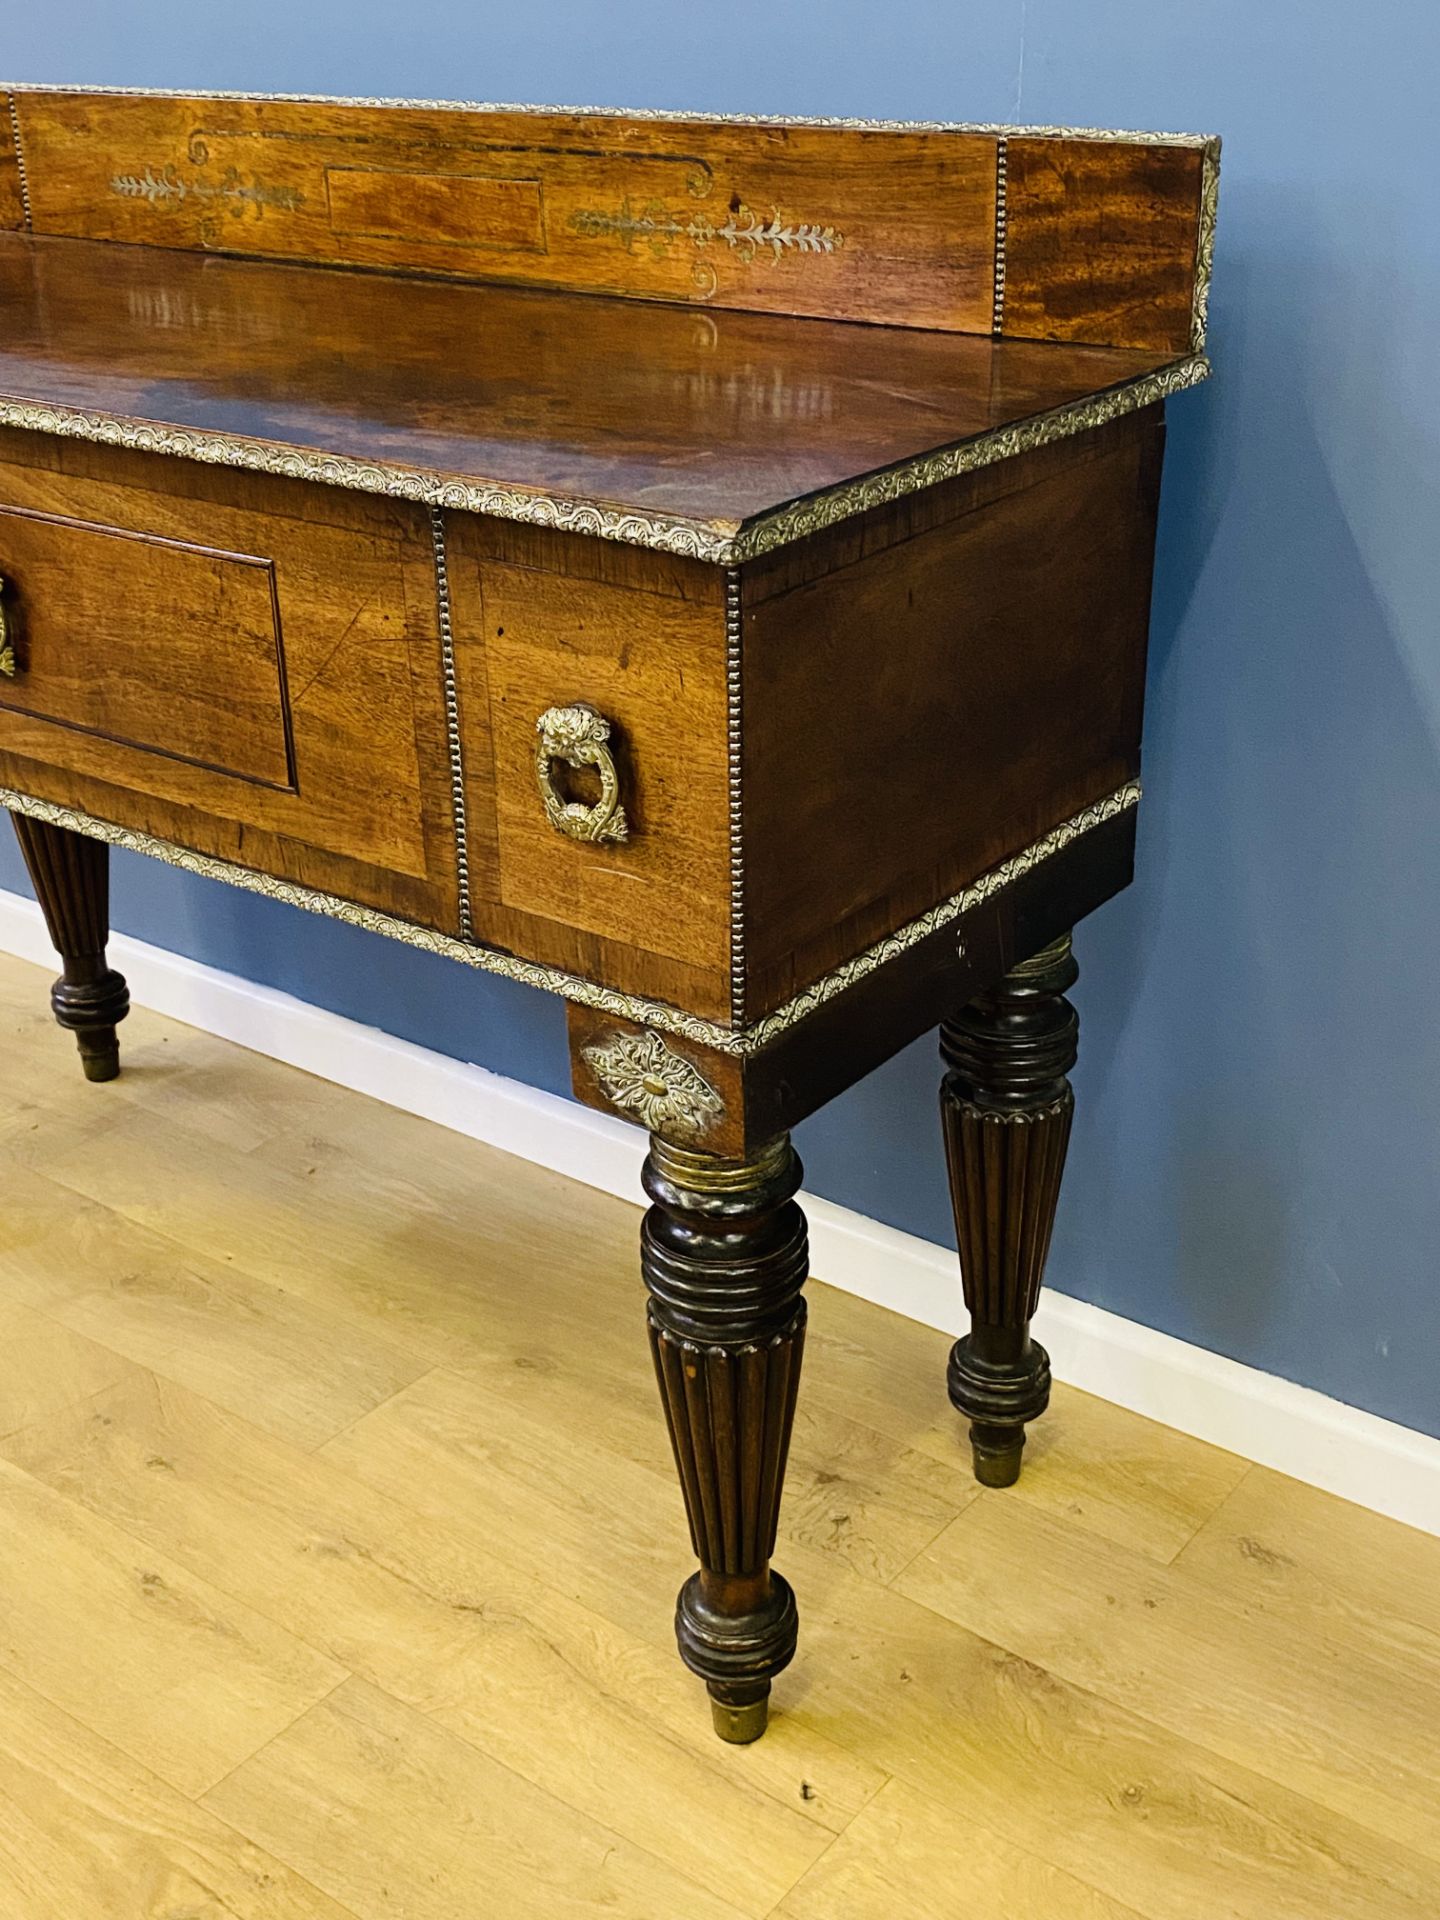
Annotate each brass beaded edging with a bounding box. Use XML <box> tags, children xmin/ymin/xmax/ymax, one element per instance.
<box><xmin>4</xmin><ymin>92</ymin><xmax>32</xmax><ymax>230</ymax></box>
<box><xmin>991</xmin><ymin>135</ymin><xmax>1008</xmax><ymax>336</ymax></box>
<box><xmin>427</xmin><ymin>506</ymin><xmax>472</xmax><ymax>939</ymax></box>
<box><xmin>0</xmin><ymin>360</ymin><xmax>1207</xmax><ymax>567</ymax></box>
<box><xmin>725</xmin><ymin>569</ymin><xmax>746</xmax><ymax>1028</ymax></box>
<box><xmin>0</xmin><ymin>781</ymin><xmax>1139</xmax><ymax>1055</ymax></box>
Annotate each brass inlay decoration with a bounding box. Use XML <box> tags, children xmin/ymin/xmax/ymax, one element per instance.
<box><xmin>0</xmin><ymin>781</ymin><xmax>1140</xmax><ymax>1055</ymax></box>
<box><xmin>0</xmin><ymin>359</ymin><xmax>1208</xmax><ymax>567</ymax></box>
<box><xmin>570</xmin><ymin>198</ymin><xmax>842</xmax><ymax>261</ymax></box>
<box><xmin>0</xmin><ymin>573</ymin><xmax>14</xmax><ymax>676</ymax></box>
<box><xmin>535</xmin><ymin>703</ymin><xmax>629</xmax><ymax>845</ymax></box>
<box><xmin>583</xmin><ymin>1029</ymin><xmax>725</xmax><ymax>1137</ymax></box>
<box><xmin>110</xmin><ymin>165</ymin><xmax>304</xmax><ymax>217</ymax></box>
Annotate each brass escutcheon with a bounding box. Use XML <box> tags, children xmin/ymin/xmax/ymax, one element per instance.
<box><xmin>534</xmin><ymin>703</ymin><xmax>629</xmax><ymax>844</ymax></box>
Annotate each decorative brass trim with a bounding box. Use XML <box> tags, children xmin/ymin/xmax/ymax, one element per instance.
<box><xmin>0</xmin><ymin>360</ymin><xmax>1208</xmax><ymax>568</ymax></box>
<box><xmin>582</xmin><ymin>1028</ymin><xmax>726</xmax><ymax>1137</ymax></box>
<box><xmin>648</xmin><ymin>1131</ymin><xmax>790</xmax><ymax>1194</ymax></box>
<box><xmin>6</xmin><ymin>83</ymin><xmax>1217</xmax><ymax>147</ymax></box>
<box><xmin>0</xmin><ymin>781</ymin><xmax>1139</xmax><ymax>1055</ymax></box>
<box><xmin>740</xmin><ymin>783</ymin><xmax>1140</xmax><ymax>1051</ymax></box>
<box><xmin>428</xmin><ymin>507</ymin><xmax>471</xmax><ymax>939</ymax></box>
<box><xmin>991</xmin><ymin>136</ymin><xmax>1008</xmax><ymax>336</ymax></box>
<box><xmin>724</xmin><ymin>570</ymin><xmax>745</xmax><ymax>1029</ymax></box>
<box><xmin>4</xmin><ymin>91</ymin><xmax>32</xmax><ymax>231</ymax></box>
<box><xmin>110</xmin><ymin>165</ymin><xmax>305</xmax><ymax>216</ymax></box>
<box><xmin>1190</xmin><ymin>138</ymin><xmax>1221</xmax><ymax>352</ymax></box>
<box><xmin>0</xmin><ymin>573</ymin><xmax>14</xmax><ymax>676</ymax></box>
<box><xmin>534</xmin><ymin>703</ymin><xmax>629</xmax><ymax>844</ymax></box>
<box><xmin>570</xmin><ymin>198</ymin><xmax>843</xmax><ymax>260</ymax></box>
<box><xmin>729</xmin><ymin>360</ymin><xmax>1208</xmax><ymax>561</ymax></box>
<box><xmin>1008</xmin><ymin>932</ymin><xmax>1073</xmax><ymax>981</ymax></box>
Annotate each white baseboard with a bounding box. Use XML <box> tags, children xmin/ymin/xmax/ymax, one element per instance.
<box><xmin>1</xmin><ymin>886</ymin><xmax>1436</xmax><ymax>1539</ymax></box>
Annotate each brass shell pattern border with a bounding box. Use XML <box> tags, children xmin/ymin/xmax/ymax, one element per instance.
<box><xmin>1191</xmin><ymin>139</ymin><xmax>1221</xmax><ymax>352</ymax></box>
<box><xmin>0</xmin><ymin>781</ymin><xmax>1138</xmax><ymax>1056</ymax></box>
<box><xmin>730</xmin><ymin>359</ymin><xmax>1208</xmax><ymax>560</ymax></box>
<box><xmin>0</xmin><ymin>360</ymin><xmax>1207</xmax><ymax>568</ymax></box>
<box><xmin>5</xmin><ymin>83</ymin><xmax>1218</xmax><ymax>147</ymax></box>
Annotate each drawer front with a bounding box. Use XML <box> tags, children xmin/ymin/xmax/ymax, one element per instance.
<box><xmin>446</xmin><ymin>518</ymin><xmax>732</xmax><ymax>1019</ymax></box>
<box><xmin>0</xmin><ymin>503</ymin><xmax>294</xmax><ymax>788</ymax></box>
<box><xmin>0</xmin><ymin>431</ymin><xmax>459</xmax><ymax>930</ymax></box>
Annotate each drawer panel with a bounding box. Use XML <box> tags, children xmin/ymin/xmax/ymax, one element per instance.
<box><xmin>0</xmin><ymin>504</ymin><xmax>294</xmax><ymax>788</ymax></box>
<box><xmin>0</xmin><ymin>430</ymin><xmax>459</xmax><ymax>931</ymax></box>
<box><xmin>446</xmin><ymin>517</ymin><xmax>732</xmax><ymax>1020</ymax></box>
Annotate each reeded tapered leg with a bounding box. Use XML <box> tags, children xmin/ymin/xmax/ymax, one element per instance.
<box><xmin>11</xmin><ymin>816</ymin><xmax>129</xmax><ymax>1082</ymax></box>
<box><xmin>642</xmin><ymin>1133</ymin><xmax>807</xmax><ymax>1743</ymax></box>
<box><xmin>940</xmin><ymin>933</ymin><xmax>1078</xmax><ymax>1487</ymax></box>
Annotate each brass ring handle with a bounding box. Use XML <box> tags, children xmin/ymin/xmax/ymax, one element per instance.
<box><xmin>0</xmin><ymin>574</ymin><xmax>16</xmax><ymax>677</ymax></box>
<box><xmin>534</xmin><ymin>703</ymin><xmax>630</xmax><ymax>844</ymax></box>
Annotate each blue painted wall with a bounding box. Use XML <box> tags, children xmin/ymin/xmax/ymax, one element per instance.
<box><xmin>7</xmin><ymin>4</ymin><xmax>1438</xmax><ymax>1439</ymax></box>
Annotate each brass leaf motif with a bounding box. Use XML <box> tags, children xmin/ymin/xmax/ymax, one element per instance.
<box><xmin>583</xmin><ymin>1029</ymin><xmax>725</xmax><ymax>1137</ymax></box>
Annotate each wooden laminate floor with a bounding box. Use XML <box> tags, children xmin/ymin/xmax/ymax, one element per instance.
<box><xmin>0</xmin><ymin>946</ymin><xmax>1436</xmax><ymax>1919</ymax></box>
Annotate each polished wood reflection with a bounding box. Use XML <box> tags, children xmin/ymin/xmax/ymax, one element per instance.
<box><xmin>0</xmin><ymin>232</ymin><xmax>1177</xmax><ymax>530</ymax></box>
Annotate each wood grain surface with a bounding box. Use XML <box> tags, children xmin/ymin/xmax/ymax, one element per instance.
<box><xmin>0</xmin><ymin>952</ymin><xmax>1434</xmax><ymax>1918</ymax></box>
<box><xmin>0</xmin><ymin>428</ymin><xmax>460</xmax><ymax>930</ymax></box>
<box><xmin>0</xmin><ymin>230</ymin><xmax>1180</xmax><ymax>534</ymax></box>
<box><xmin>6</xmin><ymin>91</ymin><xmax>1211</xmax><ymax>350</ymax></box>
<box><xmin>447</xmin><ymin>516</ymin><xmax>731</xmax><ymax>1012</ymax></box>
<box><xmin>1005</xmin><ymin>138</ymin><xmax>1208</xmax><ymax>352</ymax></box>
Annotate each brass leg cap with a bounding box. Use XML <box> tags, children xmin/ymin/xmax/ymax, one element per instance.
<box><xmin>971</xmin><ymin>1434</ymin><xmax>1025</xmax><ymax>1488</ymax></box>
<box><xmin>79</xmin><ymin>1043</ymin><xmax>120</xmax><ymax>1083</ymax></box>
<box><xmin>710</xmin><ymin>1693</ymin><xmax>769</xmax><ymax>1744</ymax></box>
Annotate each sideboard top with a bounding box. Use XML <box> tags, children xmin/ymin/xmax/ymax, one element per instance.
<box><xmin>0</xmin><ymin>86</ymin><xmax>1216</xmax><ymax>562</ymax></box>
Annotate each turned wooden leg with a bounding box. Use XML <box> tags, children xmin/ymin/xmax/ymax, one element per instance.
<box><xmin>940</xmin><ymin>933</ymin><xmax>1078</xmax><ymax>1487</ymax></box>
<box><xmin>642</xmin><ymin>1133</ymin><xmax>807</xmax><ymax>1743</ymax></box>
<box><xmin>11</xmin><ymin>816</ymin><xmax>129</xmax><ymax>1082</ymax></box>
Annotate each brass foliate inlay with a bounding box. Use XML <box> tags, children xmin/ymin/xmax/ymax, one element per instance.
<box><xmin>583</xmin><ymin>1029</ymin><xmax>725</xmax><ymax>1137</ymax></box>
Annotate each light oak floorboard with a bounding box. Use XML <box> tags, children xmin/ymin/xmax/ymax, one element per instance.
<box><xmin>2</xmin><ymin>1370</ymin><xmax>874</xmax><ymax>1911</ymax></box>
<box><xmin>0</xmin><ymin>1451</ymin><xmax>344</xmax><ymax>1798</ymax></box>
<box><xmin>0</xmin><ymin>1665</ymin><xmax>358</xmax><ymax>1920</ymax></box>
<box><xmin>776</xmin><ymin>1775</ymin><xmax>1147</xmax><ymax>1920</ymax></box>
<box><xmin>203</xmin><ymin>1677</ymin><xmax>750</xmax><ymax>1920</ymax></box>
<box><xmin>0</xmin><ymin>948</ymin><xmax>1434</xmax><ymax>1918</ymax></box>
<box><xmin>897</xmin><ymin>1492</ymin><xmax>1440</xmax><ymax>1866</ymax></box>
<box><xmin>1175</xmin><ymin>1461</ymin><xmax>1440</xmax><ymax>1650</ymax></box>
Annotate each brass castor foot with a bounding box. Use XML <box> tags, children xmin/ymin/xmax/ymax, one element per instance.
<box><xmin>969</xmin><ymin>1426</ymin><xmax>1026</xmax><ymax>1488</ymax></box>
<box><xmin>709</xmin><ymin>1687</ymin><xmax>770</xmax><ymax>1744</ymax></box>
<box><xmin>78</xmin><ymin>1033</ymin><xmax>121</xmax><ymax>1083</ymax></box>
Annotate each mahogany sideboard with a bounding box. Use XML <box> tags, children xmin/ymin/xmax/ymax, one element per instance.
<box><xmin>0</xmin><ymin>85</ymin><xmax>1218</xmax><ymax>1743</ymax></box>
